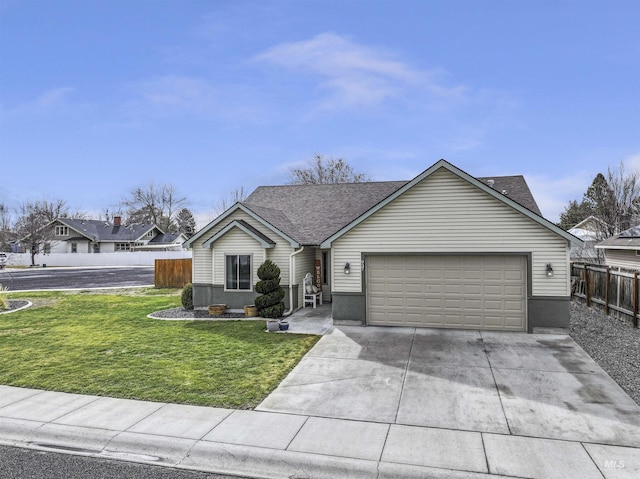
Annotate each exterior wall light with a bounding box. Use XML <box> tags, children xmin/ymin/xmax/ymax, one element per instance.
<box><xmin>545</xmin><ymin>263</ymin><xmax>554</xmax><ymax>277</ymax></box>
<box><xmin>344</xmin><ymin>262</ymin><xmax>350</xmax><ymax>274</ymax></box>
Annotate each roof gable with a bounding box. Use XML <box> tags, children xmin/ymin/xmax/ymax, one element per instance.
<box><xmin>202</xmin><ymin>220</ymin><xmax>276</xmax><ymax>249</ymax></box>
<box><xmin>183</xmin><ymin>203</ymin><xmax>300</xmax><ymax>248</ymax></box>
<box><xmin>320</xmin><ymin>159</ymin><xmax>582</xmax><ymax>248</ymax></box>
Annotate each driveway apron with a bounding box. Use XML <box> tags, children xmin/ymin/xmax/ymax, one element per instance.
<box><xmin>257</xmin><ymin>326</ymin><xmax>640</xmax><ymax>448</ymax></box>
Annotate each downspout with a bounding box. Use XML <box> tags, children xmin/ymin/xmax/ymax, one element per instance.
<box><xmin>284</xmin><ymin>246</ymin><xmax>304</xmax><ymax>316</ymax></box>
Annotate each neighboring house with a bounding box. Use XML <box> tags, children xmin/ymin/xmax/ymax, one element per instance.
<box><xmin>0</xmin><ymin>231</ymin><xmax>26</xmax><ymax>253</ymax></box>
<box><xmin>46</xmin><ymin>217</ymin><xmax>187</xmax><ymax>254</ymax></box>
<box><xmin>596</xmin><ymin>225</ymin><xmax>640</xmax><ymax>271</ymax></box>
<box><xmin>567</xmin><ymin>216</ymin><xmax>606</xmax><ymax>263</ymax></box>
<box><xmin>184</xmin><ymin>160</ymin><xmax>582</xmax><ymax>332</ymax></box>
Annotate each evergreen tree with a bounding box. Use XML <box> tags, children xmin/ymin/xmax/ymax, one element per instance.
<box><xmin>254</xmin><ymin>260</ymin><xmax>285</xmax><ymax>318</ymax></box>
<box><xmin>175</xmin><ymin>208</ymin><xmax>197</xmax><ymax>237</ymax></box>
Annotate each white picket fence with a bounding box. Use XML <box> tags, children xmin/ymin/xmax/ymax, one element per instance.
<box><xmin>3</xmin><ymin>251</ymin><xmax>192</xmax><ymax>268</ymax></box>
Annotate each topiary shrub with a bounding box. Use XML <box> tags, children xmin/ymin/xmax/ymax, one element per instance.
<box><xmin>255</xmin><ymin>260</ymin><xmax>285</xmax><ymax>319</ymax></box>
<box><xmin>181</xmin><ymin>283</ymin><xmax>193</xmax><ymax>310</ymax></box>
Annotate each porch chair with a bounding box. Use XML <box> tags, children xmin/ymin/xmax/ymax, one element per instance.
<box><xmin>303</xmin><ymin>272</ymin><xmax>322</xmax><ymax>308</ymax></box>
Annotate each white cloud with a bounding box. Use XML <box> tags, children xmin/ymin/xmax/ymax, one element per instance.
<box><xmin>253</xmin><ymin>32</ymin><xmax>466</xmax><ymax>111</ymax></box>
<box><xmin>526</xmin><ymin>171</ymin><xmax>595</xmax><ymax>223</ymax></box>
<box><xmin>34</xmin><ymin>87</ymin><xmax>76</xmax><ymax>108</ymax></box>
<box><xmin>136</xmin><ymin>75</ymin><xmax>217</xmax><ymax>111</ymax></box>
<box><xmin>2</xmin><ymin>87</ymin><xmax>76</xmax><ymax>117</ymax></box>
<box><xmin>623</xmin><ymin>152</ymin><xmax>640</xmax><ymax>172</ymax></box>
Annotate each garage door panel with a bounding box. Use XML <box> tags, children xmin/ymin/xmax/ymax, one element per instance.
<box><xmin>405</xmin><ymin>283</ymin><xmax>424</xmax><ymax>294</ymax></box>
<box><xmin>505</xmin><ymin>300</ymin><xmax>525</xmax><ymax>311</ymax></box>
<box><xmin>504</xmin><ymin>270</ymin><xmax>524</xmax><ymax>281</ymax></box>
<box><xmin>464</xmin><ymin>270</ymin><xmax>482</xmax><ymax>280</ymax></box>
<box><xmin>444</xmin><ymin>284</ymin><xmax>462</xmax><ymax>294</ymax></box>
<box><xmin>505</xmin><ymin>284</ymin><xmax>525</xmax><ymax>295</ymax></box>
<box><xmin>367</xmin><ymin>255</ymin><xmax>526</xmax><ymax>331</ymax></box>
<box><xmin>483</xmin><ymin>285</ymin><xmax>502</xmax><ymax>295</ymax></box>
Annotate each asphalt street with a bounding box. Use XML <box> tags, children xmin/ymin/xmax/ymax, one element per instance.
<box><xmin>0</xmin><ymin>445</ymin><xmax>249</xmax><ymax>479</ymax></box>
<box><xmin>0</xmin><ymin>267</ymin><xmax>155</xmax><ymax>291</ymax></box>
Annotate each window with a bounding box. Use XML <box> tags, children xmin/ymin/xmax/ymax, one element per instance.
<box><xmin>92</xmin><ymin>243</ymin><xmax>100</xmax><ymax>253</ymax></box>
<box><xmin>115</xmin><ymin>243</ymin><xmax>131</xmax><ymax>252</ymax></box>
<box><xmin>147</xmin><ymin>230</ymin><xmax>154</xmax><ymax>237</ymax></box>
<box><xmin>55</xmin><ymin>226</ymin><xmax>68</xmax><ymax>236</ymax></box>
<box><xmin>71</xmin><ymin>242</ymin><xmax>77</xmax><ymax>253</ymax></box>
<box><xmin>43</xmin><ymin>243</ymin><xmax>51</xmax><ymax>254</ymax></box>
<box><xmin>225</xmin><ymin>255</ymin><xmax>251</xmax><ymax>291</ymax></box>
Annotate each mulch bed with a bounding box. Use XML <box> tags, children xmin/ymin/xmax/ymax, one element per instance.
<box><xmin>1</xmin><ymin>300</ymin><xmax>30</xmax><ymax>314</ymax></box>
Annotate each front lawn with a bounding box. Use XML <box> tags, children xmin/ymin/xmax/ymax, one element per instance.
<box><xmin>0</xmin><ymin>289</ymin><xmax>319</xmax><ymax>409</ymax></box>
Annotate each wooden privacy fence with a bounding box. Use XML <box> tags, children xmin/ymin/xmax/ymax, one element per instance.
<box><xmin>571</xmin><ymin>263</ymin><xmax>639</xmax><ymax>328</ymax></box>
<box><xmin>155</xmin><ymin>258</ymin><xmax>192</xmax><ymax>288</ymax></box>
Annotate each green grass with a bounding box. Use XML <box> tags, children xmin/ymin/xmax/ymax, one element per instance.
<box><xmin>0</xmin><ymin>289</ymin><xmax>319</xmax><ymax>409</ymax></box>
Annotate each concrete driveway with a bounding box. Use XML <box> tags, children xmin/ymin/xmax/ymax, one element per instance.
<box><xmin>257</xmin><ymin>326</ymin><xmax>640</xmax><ymax>448</ymax></box>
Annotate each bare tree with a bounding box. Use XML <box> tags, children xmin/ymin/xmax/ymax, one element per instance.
<box><xmin>121</xmin><ymin>182</ymin><xmax>187</xmax><ymax>233</ymax></box>
<box><xmin>288</xmin><ymin>154</ymin><xmax>370</xmax><ymax>185</ymax></box>
<box><xmin>0</xmin><ymin>204</ymin><xmax>12</xmax><ymax>252</ymax></box>
<box><xmin>601</xmin><ymin>162</ymin><xmax>640</xmax><ymax>235</ymax></box>
<box><xmin>15</xmin><ymin>199</ymin><xmax>68</xmax><ymax>266</ymax></box>
<box><xmin>560</xmin><ymin>162</ymin><xmax>640</xmax><ymax>264</ymax></box>
<box><xmin>212</xmin><ymin>186</ymin><xmax>248</xmax><ymax>217</ymax></box>
<box><xmin>560</xmin><ymin>163</ymin><xmax>640</xmax><ymax>235</ymax></box>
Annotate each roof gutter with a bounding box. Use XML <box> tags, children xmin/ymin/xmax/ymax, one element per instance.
<box><xmin>595</xmin><ymin>244</ymin><xmax>640</xmax><ymax>250</ymax></box>
<box><xmin>284</xmin><ymin>246</ymin><xmax>304</xmax><ymax>316</ymax></box>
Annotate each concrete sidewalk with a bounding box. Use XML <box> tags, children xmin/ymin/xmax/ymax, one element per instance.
<box><xmin>2</xmin><ymin>384</ymin><xmax>637</xmax><ymax>479</ymax></box>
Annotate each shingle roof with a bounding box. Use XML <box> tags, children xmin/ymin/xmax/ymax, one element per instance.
<box><xmin>477</xmin><ymin>176</ymin><xmax>542</xmax><ymax>216</ymax></box>
<box><xmin>242</xmin><ymin>175</ymin><xmax>541</xmax><ymax>245</ymax></box>
<box><xmin>184</xmin><ymin>161</ymin><xmax>550</xmax><ymax>250</ymax></box>
<box><xmin>59</xmin><ymin>219</ymin><xmax>156</xmax><ymax>242</ymax></box>
<box><xmin>243</xmin><ymin>181</ymin><xmax>407</xmax><ymax>245</ymax></box>
<box><xmin>149</xmin><ymin>233</ymin><xmax>183</xmax><ymax>244</ymax></box>
<box><xmin>597</xmin><ymin>225</ymin><xmax>640</xmax><ymax>249</ymax></box>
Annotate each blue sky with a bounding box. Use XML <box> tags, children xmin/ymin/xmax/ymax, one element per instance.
<box><xmin>1</xmin><ymin>0</ymin><xmax>638</xmax><ymax>227</ymax></box>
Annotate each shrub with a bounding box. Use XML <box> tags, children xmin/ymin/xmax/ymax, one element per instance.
<box><xmin>181</xmin><ymin>283</ymin><xmax>193</xmax><ymax>310</ymax></box>
<box><xmin>0</xmin><ymin>284</ymin><xmax>8</xmax><ymax>310</ymax></box>
<box><xmin>255</xmin><ymin>260</ymin><xmax>285</xmax><ymax>319</ymax></box>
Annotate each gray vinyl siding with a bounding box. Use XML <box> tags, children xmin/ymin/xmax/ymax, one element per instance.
<box><xmin>190</xmin><ymin>210</ymin><xmax>292</xmax><ymax>285</ymax></box>
<box><xmin>603</xmin><ymin>249</ymin><xmax>640</xmax><ymax>271</ymax></box>
<box><xmin>332</xmin><ymin>168</ymin><xmax>569</xmax><ymax>297</ymax></box>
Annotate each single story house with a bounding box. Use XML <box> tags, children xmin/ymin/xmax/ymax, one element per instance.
<box><xmin>47</xmin><ymin>217</ymin><xmax>187</xmax><ymax>254</ymax></box>
<box><xmin>596</xmin><ymin>225</ymin><xmax>640</xmax><ymax>271</ymax></box>
<box><xmin>185</xmin><ymin>160</ymin><xmax>582</xmax><ymax>332</ymax></box>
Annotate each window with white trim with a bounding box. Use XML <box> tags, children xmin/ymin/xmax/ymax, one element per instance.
<box><xmin>115</xmin><ymin>243</ymin><xmax>131</xmax><ymax>252</ymax></box>
<box><xmin>55</xmin><ymin>226</ymin><xmax>69</xmax><ymax>236</ymax></box>
<box><xmin>225</xmin><ymin>254</ymin><xmax>252</xmax><ymax>291</ymax></box>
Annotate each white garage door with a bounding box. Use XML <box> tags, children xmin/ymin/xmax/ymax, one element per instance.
<box><xmin>367</xmin><ymin>255</ymin><xmax>526</xmax><ymax>331</ymax></box>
